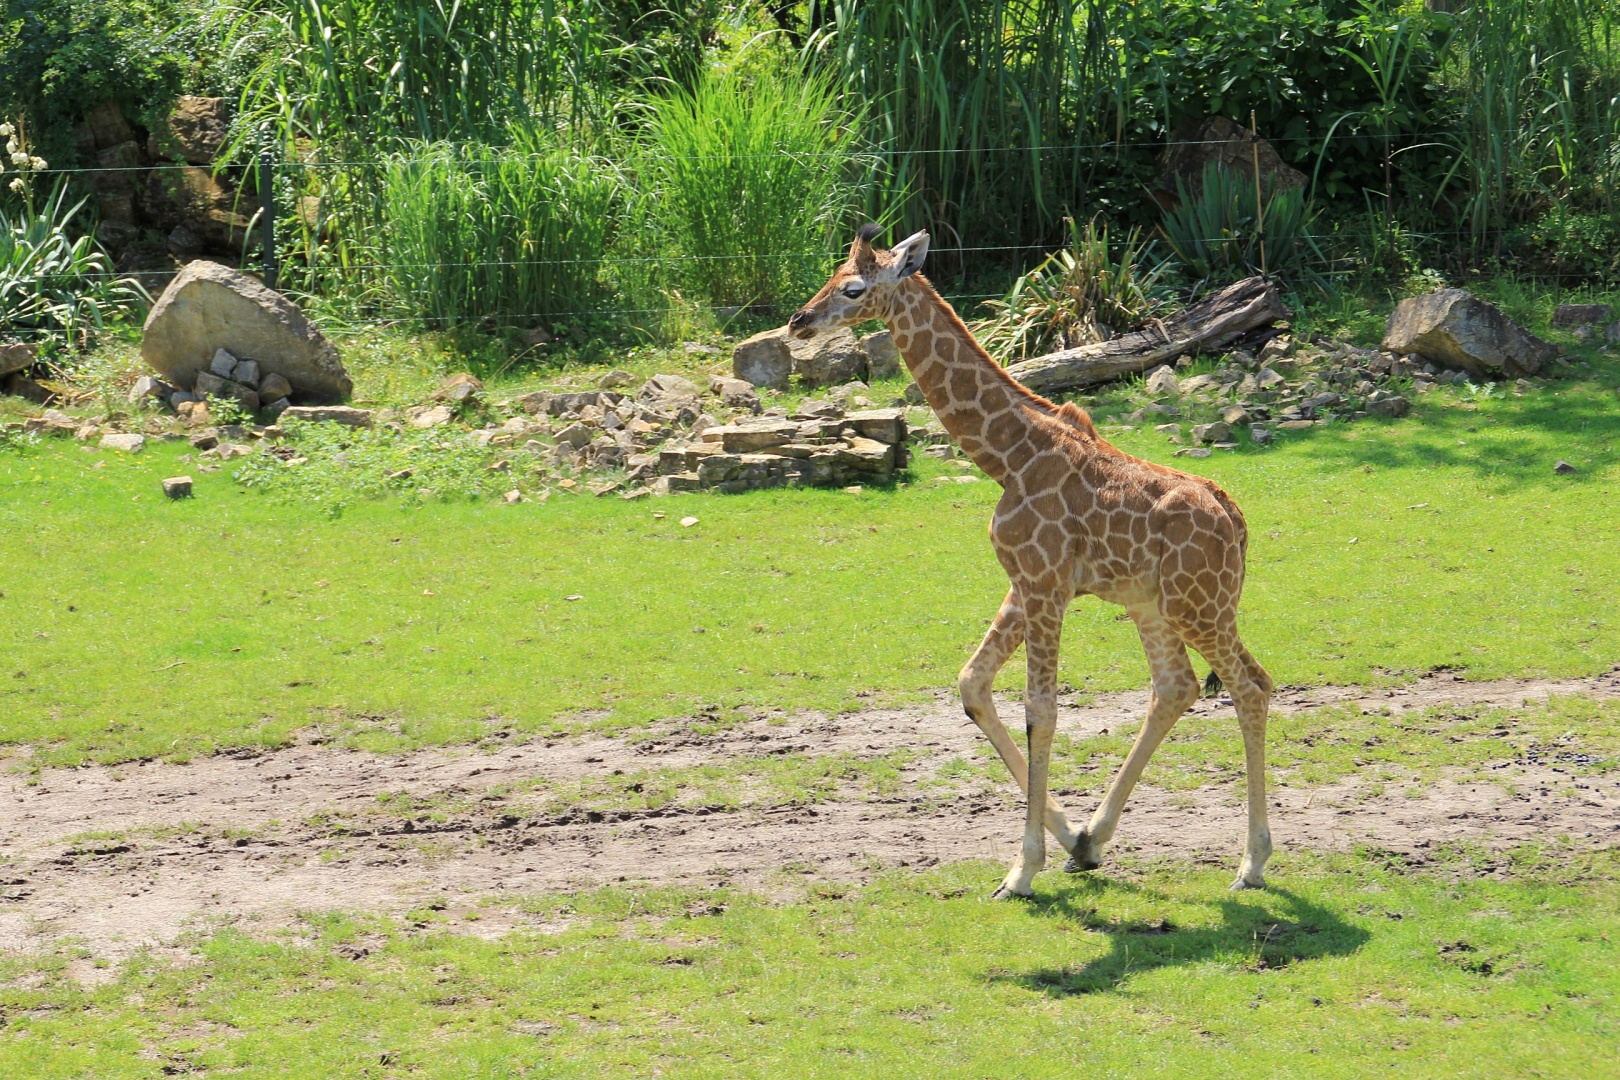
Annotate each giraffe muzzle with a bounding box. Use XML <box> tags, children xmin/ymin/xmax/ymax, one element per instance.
<box><xmin>786</xmin><ymin>309</ymin><xmax>819</xmax><ymax>339</ymax></box>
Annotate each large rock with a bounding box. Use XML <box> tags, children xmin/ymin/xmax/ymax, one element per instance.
<box><xmin>791</xmin><ymin>327</ymin><xmax>867</xmax><ymax>388</ymax></box>
<box><xmin>732</xmin><ymin>330</ymin><xmax>793</xmax><ymax>390</ymax></box>
<box><xmin>1382</xmin><ymin>289</ymin><xmax>1557</xmax><ymax>378</ymax></box>
<box><xmin>148</xmin><ymin>96</ymin><xmax>230</xmax><ymax>165</ymax></box>
<box><xmin>1552</xmin><ymin>303</ymin><xmax>1609</xmax><ymax>327</ymax></box>
<box><xmin>0</xmin><ymin>342</ymin><xmax>36</xmax><ymax>378</ymax></box>
<box><xmin>1161</xmin><ymin>115</ymin><xmax>1306</xmax><ymax>198</ymax></box>
<box><xmin>141</xmin><ymin>261</ymin><xmax>351</xmax><ymax>402</ymax></box>
<box><xmin>861</xmin><ymin>331</ymin><xmax>904</xmax><ymax>381</ymax></box>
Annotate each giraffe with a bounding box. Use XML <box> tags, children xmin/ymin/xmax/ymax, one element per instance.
<box><xmin>788</xmin><ymin>224</ymin><xmax>1274</xmax><ymax>898</ymax></box>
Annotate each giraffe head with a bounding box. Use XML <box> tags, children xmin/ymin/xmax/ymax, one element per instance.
<box><xmin>787</xmin><ymin>224</ymin><xmax>930</xmax><ymax>339</ymax></box>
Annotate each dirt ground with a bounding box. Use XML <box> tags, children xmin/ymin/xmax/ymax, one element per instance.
<box><xmin>3</xmin><ymin>672</ymin><xmax>1617</xmax><ymax>977</ymax></box>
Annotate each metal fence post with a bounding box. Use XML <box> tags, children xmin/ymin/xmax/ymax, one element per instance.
<box><xmin>260</xmin><ymin>145</ymin><xmax>277</xmax><ymax>291</ymax></box>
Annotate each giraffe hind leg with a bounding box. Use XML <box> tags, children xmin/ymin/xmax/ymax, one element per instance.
<box><xmin>1203</xmin><ymin>636</ymin><xmax>1273</xmax><ymax>889</ymax></box>
<box><xmin>1066</xmin><ymin>610</ymin><xmax>1199</xmax><ymax>872</ymax></box>
<box><xmin>958</xmin><ymin>587</ymin><xmax>1081</xmax><ymax>855</ymax></box>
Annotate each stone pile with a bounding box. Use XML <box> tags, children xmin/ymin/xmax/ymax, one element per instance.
<box><xmin>646</xmin><ymin>405</ymin><xmax>911</xmax><ymax>494</ymax></box>
<box><xmin>1128</xmin><ymin>333</ymin><xmax>1427</xmax><ymax>448</ymax></box>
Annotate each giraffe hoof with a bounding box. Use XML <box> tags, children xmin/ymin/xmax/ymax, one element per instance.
<box><xmin>990</xmin><ymin>884</ymin><xmax>1034</xmax><ymax>901</ymax></box>
<box><xmin>1063</xmin><ymin>855</ymin><xmax>1101</xmax><ymax>873</ymax></box>
<box><xmin>1229</xmin><ymin>876</ymin><xmax>1266</xmax><ymax>891</ymax></box>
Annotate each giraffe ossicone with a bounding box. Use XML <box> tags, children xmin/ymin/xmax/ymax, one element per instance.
<box><xmin>790</xmin><ymin>225</ymin><xmax>1275</xmax><ymax>897</ymax></box>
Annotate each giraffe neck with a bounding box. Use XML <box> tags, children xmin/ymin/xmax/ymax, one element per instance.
<box><xmin>884</xmin><ymin>276</ymin><xmax>1056</xmax><ymax>483</ymax></box>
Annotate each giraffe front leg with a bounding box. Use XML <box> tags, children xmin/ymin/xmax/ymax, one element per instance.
<box><xmin>959</xmin><ymin>588</ymin><xmax>1081</xmax><ymax>855</ymax></box>
<box><xmin>992</xmin><ymin>593</ymin><xmax>1066</xmax><ymax>900</ymax></box>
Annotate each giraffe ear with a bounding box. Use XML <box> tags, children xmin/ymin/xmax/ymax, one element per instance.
<box><xmin>885</xmin><ymin>230</ymin><xmax>930</xmax><ymax>280</ymax></box>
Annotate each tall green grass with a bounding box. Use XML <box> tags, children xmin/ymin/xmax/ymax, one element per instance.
<box><xmin>804</xmin><ymin>0</ymin><xmax>1105</xmax><ymax>259</ymax></box>
<box><xmin>378</xmin><ymin>128</ymin><xmax>619</xmax><ymax>327</ymax></box>
<box><xmin>644</xmin><ymin>65</ymin><xmax>869</xmax><ymax>311</ymax></box>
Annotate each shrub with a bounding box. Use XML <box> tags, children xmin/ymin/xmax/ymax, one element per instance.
<box><xmin>0</xmin><ymin>0</ymin><xmax>192</xmax><ymax>170</ymax></box>
<box><xmin>377</xmin><ymin>127</ymin><xmax>621</xmax><ymax>329</ymax></box>
<box><xmin>974</xmin><ymin>217</ymin><xmax>1172</xmax><ymax>363</ymax></box>
<box><xmin>644</xmin><ymin>65</ymin><xmax>868</xmax><ymax>312</ymax></box>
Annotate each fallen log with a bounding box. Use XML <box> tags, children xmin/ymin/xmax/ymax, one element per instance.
<box><xmin>1003</xmin><ymin>275</ymin><xmax>1289</xmax><ymax>396</ymax></box>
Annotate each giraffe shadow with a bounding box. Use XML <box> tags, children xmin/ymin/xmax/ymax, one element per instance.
<box><xmin>985</xmin><ymin>877</ymin><xmax>1369</xmax><ymax>996</ymax></box>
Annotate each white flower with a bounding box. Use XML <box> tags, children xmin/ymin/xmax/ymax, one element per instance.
<box><xmin>9</xmin><ymin>152</ymin><xmax>25</xmax><ymax>167</ymax></box>
<box><xmin>0</xmin><ymin>123</ymin><xmax>12</xmax><ymax>137</ymax></box>
<box><xmin>29</xmin><ymin>157</ymin><xmax>44</xmax><ymax>171</ymax></box>
<box><xmin>8</xmin><ymin>177</ymin><xmax>23</xmax><ymax>194</ymax></box>
<box><xmin>4</xmin><ymin>140</ymin><xmax>15</xmax><ymax>154</ymax></box>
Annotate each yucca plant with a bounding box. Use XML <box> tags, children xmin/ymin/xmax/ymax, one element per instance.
<box><xmin>974</xmin><ymin>216</ymin><xmax>1171</xmax><ymax>363</ymax></box>
<box><xmin>0</xmin><ymin>180</ymin><xmax>147</xmax><ymax>340</ymax></box>
<box><xmin>1160</xmin><ymin>163</ymin><xmax>1323</xmax><ymax>286</ymax></box>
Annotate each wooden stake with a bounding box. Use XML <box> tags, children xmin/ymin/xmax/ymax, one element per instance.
<box><xmin>1250</xmin><ymin>110</ymin><xmax>1267</xmax><ymax>277</ymax></box>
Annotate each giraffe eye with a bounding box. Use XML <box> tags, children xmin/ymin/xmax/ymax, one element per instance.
<box><xmin>843</xmin><ymin>283</ymin><xmax>866</xmax><ymax>299</ymax></box>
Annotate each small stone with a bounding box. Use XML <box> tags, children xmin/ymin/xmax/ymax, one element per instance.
<box><xmin>1554</xmin><ymin>460</ymin><xmax>1578</xmax><ymax>474</ymax></box>
<box><xmin>433</xmin><ymin>372</ymin><xmax>484</xmax><ymax>404</ymax></box>
<box><xmin>258</xmin><ymin>372</ymin><xmax>292</xmax><ymax>402</ymax></box>
<box><xmin>903</xmin><ymin>382</ymin><xmax>926</xmax><ymax>405</ymax></box>
<box><xmin>265</xmin><ymin>397</ymin><xmax>290</xmax><ymax>418</ymax></box>
<box><xmin>1368</xmin><ymin>396</ymin><xmax>1410</xmax><ymax>418</ymax></box>
<box><xmin>209</xmin><ymin>348</ymin><xmax>238</xmax><ymax>378</ymax></box>
<box><xmin>597</xmin><ymin>369</ymin><xmax>635</xmax><ymax>389</ymax></box>
<box><xmin>1277</xmin><ymin>419</ymin><xmax>1317</xmax><ymax>430</ymax></box>
<box><xmin>1552</xmin><ymin>303</ymin><xmax>1610</xmax><ymax>327</ymax></box>
<box><xmin>188</xmin><ymin>431</ymin><xmax>219</xmax><ymax>451</ymax></box>
<box><xmin>99</xmin><ymin>433</ymin><xmax>145</xmax><ymax>453</ymax></box>
<box><xmin>516</xmin><ymin>391</ymin><xmax>553</xmax><ymax>415</ymax></box>
<box><xmin>709</xmin><ymin>375</ymin><xmax>759</xmax><ymax>409</ymax></box>
<box><xmin>1173</xmin><ymin>446</ymin><xmax>1212</xmax><ymax>458</ymax></box>
<box><xmin>621</xmin><ymin>487</ymin><xmax>651</xmax><ymax>501</ymax></box>
<box><xmin>860</xmin><ymin>330</ymin><xmax>903</xmax><ymax>380</ymax></box>
<box><xmin>129</xmin><ymin>375</ymin><xmax>172</xmax><ymax>404</ymax></box>
<box><xmin>194</xmin><ymin>371</ymin><xmax>226</xmax><ymax>397</ymax></box>
<box><xmin>641</xmin><ymin>373</ymin><xmax>702</xmax><ymax>402</ymax></box>
<box><xmin>1190</xmin><ymin>421</ymin><xmax>1232</xmax><ymax>445</ymax></box>
<box><xmin>504</xmin><ymin>489</ymin><xmax>522</xmax><ymax>503</ymax></box>
<box><xmin>1220</xmin><ymin>405</ymin><xmax>1250</xmax><ymax>426</ymax></box>
<box><xmin>680</xmin><ymin>516</ymin><xmax>699</xmax><ymax>527</ymax></box>
<box><xmin>843</xmin><ymin>485</ymin><xmax>863</xmax><ymax>494</ymax></box>
<box><xmin>1250</xmin><ymin>427</ymin><xmax>1274</xmax><ymax>445</ymax></box>
<box><xmin>1145</xmin><ymin>365</ymin><xmax>1179</xmax><ymax>396</ymax></box>
<box><xmin>282</xmin><ymin>405</ymin><xmax>373</xmax><ymax>427</ymax></box>
<box><xmin>409</xmin><ymin>405</ymin><xmax>454</xmax><ymax>429</ymax></box>
<box><xmin>231</xmin><ymin>359</ymin><xmax>260</xmax><ymax>388</ymax></box>
<box><xmin>162</xmin><ymin>475</ymin><xmax>193</xmax><ymax>499</ymax></box>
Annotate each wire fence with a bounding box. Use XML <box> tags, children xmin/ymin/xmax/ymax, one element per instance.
<box><xmin>7</xmin><ymin>129</ymin><xmax>1614</xmax><ymax>340</ymax></box>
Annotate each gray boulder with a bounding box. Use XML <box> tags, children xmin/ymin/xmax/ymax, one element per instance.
<box><xmin>1552</xmin><ymin>303</ymin><xmax>1610</xmax><ymax>327</ymax></box>
<box><xmin>732</xmin><ymin>329</ymin><xmax>793</xmax><ymax>390</ymax></box>
<box><xmin>861</xmin><ymin>330</ymin><xmax>904</xmax><ymax>381</ymax></box>
<box><xmin>1382</xmin><ymin>289</ymin><xmax>1556</xmax><ymax>378</ymax></box>
<box><xmin>791</xmin><ymin>327</ymin><xmax>867</xmax><ymax>388</ymax></box>
<box><xmin>0</xmin><ymin>342</ymin><xmax>37</xmax><ymax>378</ymax></box>
<box><xmin>141</xmin><ymin>260</ymin><xmax>352</xmax><ymax>402</ymax></box>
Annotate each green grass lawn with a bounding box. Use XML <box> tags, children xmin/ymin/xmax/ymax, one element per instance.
<box><xmin>2</xmin><ymin>373</ymin><xmax>1616</xmax><ymax>766</ymax></box>
<box><xmin>7</xmin><ymin>847</ymin><xmax>1616</xmax><ymax>1078</ymax></box>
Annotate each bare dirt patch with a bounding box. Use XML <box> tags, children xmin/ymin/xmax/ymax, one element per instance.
<box><xmin>2</xmin><ymin>672</ymin><xmax>1616</xmax><ymax>964</ymax></box>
